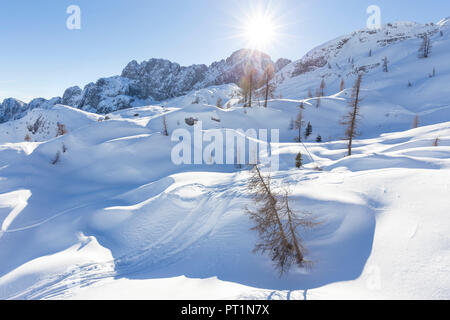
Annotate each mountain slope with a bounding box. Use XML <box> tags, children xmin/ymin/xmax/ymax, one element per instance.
<box><xmin>0</xmin><ymin>49</ymin><xmax>290</xmax><ymax>123</ymax></box>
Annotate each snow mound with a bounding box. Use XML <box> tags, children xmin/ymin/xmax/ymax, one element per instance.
<box><xmin>0</xmin><ymin>105</ymin><xmax>102</xmax><ymax>144</ymax></box>
<box><xmin>0</xmin><ymin>107</ymin><xmax>448</xmax><ymax>299</ymax></box>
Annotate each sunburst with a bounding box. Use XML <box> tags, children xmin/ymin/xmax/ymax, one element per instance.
<box><xmin>224</xmin><ymin>1</ymin><xmax>288</xmax><ymax>52</ymax></box>
<box><xmin>243</xmin><ymin>12</ymin><xmax>277</xmax><ymax>50</ymax></box>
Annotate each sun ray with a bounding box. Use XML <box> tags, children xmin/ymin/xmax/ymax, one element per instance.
<box><xmin>243</xmin><ymin>12</ymin><xmax>276</xmax><ymax>49</ymax></box>
<box><xmin>220</xmin><ymin>1</ymin><xmax>289</xmax><ymax>53</ymax></box>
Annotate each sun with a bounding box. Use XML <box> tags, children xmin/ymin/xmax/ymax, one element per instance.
<box><xmin>243</xmin><ymin>13</ymin><xmax>276</xmax><ymax>49</ymax></box>
<box><xmin>224</xmin><ymin>2</ymin><xmax>289</xmax><ymax>52</ymax></box>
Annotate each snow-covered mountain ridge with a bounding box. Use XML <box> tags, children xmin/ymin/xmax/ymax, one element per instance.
<box><xmin>276</xmin><ymin>20</ymin><xmax>449</xmax><ymax>95</ymax></box>
<box><xmin>1</xmin><ymin>18</ymin><xmax>448</xmax><ymax>123</ymax></box>
<box><xmin>0</xmin><ymin>49</ymin><xmax>290</xmax><ymax>122</ymax></box>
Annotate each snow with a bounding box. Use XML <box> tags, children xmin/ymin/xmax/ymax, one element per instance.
<box><xmin>0</xmin><ymin>19</ymin><xmax>449</xmax><ymax>300</ymax></box>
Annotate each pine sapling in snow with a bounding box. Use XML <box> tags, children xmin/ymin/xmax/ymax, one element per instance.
<box><xmin>295</xmin><ymin>153</ymin><xmax>303</xmax><ymax>168</ymax></box>
<box><xmin>305</xmin><ymin>122</ymin><xmax>312</xmax><ymax>140</ymax></box>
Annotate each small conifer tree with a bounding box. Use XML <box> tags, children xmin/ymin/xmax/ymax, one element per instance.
<box><xmin>305</xmin><ymin>122</ymin><xmax>312</xmax><ymax>139</ymax></box>
<box><xmin>295</xmin><ymin>153</ymin><xmax>303</xmax><ymax>168</ymax></box>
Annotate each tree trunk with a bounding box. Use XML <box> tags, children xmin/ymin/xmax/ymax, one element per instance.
<box><xmin>249</xmin><ymin>74</ymin><xmax>253</xmax><ymax>108</ymax></box>
<box><xmin>264</xmin><ymin>76</ymin><xmax>269</xmax><ymax>108</ymax></box>
<box><xmin>285</xmin><ymin>196</ymin><xmax>304</xmax><ymax>264</ymax></box>
<box><xmin>347</xmin><ymin>80</ymin><xmax>360</xmax><ymax>156</ymax></box>
<box><xmin>254</xmin><ymin>167</ymin><xmax>290</xmax><ymax>248</ymax></box>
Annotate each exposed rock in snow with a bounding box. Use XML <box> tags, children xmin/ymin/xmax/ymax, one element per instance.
<box><xmin>1</xmin><ymin>49</ymin><xmax>283</xmax><ymax>121</ymax></box>
<box><xmin>0</xmin><ymin>98</ymin><xmax>27</xmax><ymax>123</ymax></box>
<box><xmin>274</xmin><ymin>19</ymin><xmax>450</xmax><ymax>102</ymax></box>
<box><xmin>28</xmin><ymin>97</ymin><xmax>62</xmax><ymax>110</ymax></box>
<box><xmin>62</xmin><ymin>86</ymin><xmax>83</xmax><ymax>107</ymax></box>
<box><xmin>121</xmin><ymin>59</ymin><xmax>208</xmax><ymax>101</ymax></box>
<box><xmin>120</xmin><ymin>49</ymin><xmax>276</xmax><ymax>102</ymax></box>
<box><xmin>437</xmin><ymin>17</ymin><xmax>450</xmax><ymax>27</ymax></box>
<box><xmin>280</xmin><ymin>21</ymin><xmax>443</xmax><ymax>80</ymax></box>
<box><xmin>275</xmin><ymin>58</ymin><xmax>292</xmax><ymax>72</ymax></box>
<box><xmin>58</xmin><ymin>49</ymin><xmax>282</xmax><ymax>114</ymax></box>
<box><xmin>0</xmin><ymin>97</ymin><xmax>61</xmax><ymax>124</ymax></box>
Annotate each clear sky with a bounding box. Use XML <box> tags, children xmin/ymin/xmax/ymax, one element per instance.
<box><xmin>1</xmin><ymin>0</ymin><xmax>449</xmax><ymax>102</ymax></box>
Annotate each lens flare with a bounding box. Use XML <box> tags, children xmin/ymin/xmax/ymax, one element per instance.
<box><xmin>243</xmin><ymin>13</ymin><xmax>276</xmax><ymax>49</ymax></box>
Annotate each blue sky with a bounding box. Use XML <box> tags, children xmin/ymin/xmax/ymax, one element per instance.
<box><xmin>1</xmin><ymin>0</ymin><xmax>449</xmax><ymax>102</ymax></box>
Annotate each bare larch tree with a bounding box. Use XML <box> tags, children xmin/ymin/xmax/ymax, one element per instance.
<box><xmin>247</xmin><ymin>67</ymin><xmax>257</xmax><ymax>108</ymax></box>
<box><xmin>294</xmin><ymin>103</ymin><xmax>304</xmax><ymax>142</ymax></box>
<box><xmin>162</xmin><ymin>115</ymin><xmax>169</xmax><ymax>136</ymax></box>
<box><xmin>319</xmin><ymin>78</ymin><xmax>326</xmax><ymax>96</ymax></box>
<box><xmin>412</xmin><ymin>115</ymin><xmax>420</xmax><ymax>129</ymax></box>
<box><xmin>342</xmin><ymin>73</ymin><xmax>363</xmax><ymax>156</ymax></box>
<box><xmin>418</xmin><ymin>34</ymin><xmax>432</xmax><ymax>58</ymax></box>
<box><xmin>246</xmin><ymin>165</ymin><xmax>316</xmax><ymax>275</ymax></box>
<box><xmin>340</xmin><ymin>78</ymin><xmax>345</xmax><ymax>91</ymax></box>
<box><xmin>382</xmin><ymin>56</ymin><xmax>389</xmax><ymax>72</ymax></box>
<box><xmin>262</xmin><ymin>65</ymin><xmax>276</xmax><ymax>108</ymax></box>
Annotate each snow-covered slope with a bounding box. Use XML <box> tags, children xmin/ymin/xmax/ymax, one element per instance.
<box><xmin>0</xmin><ymin>105</ymin><xmax>102</xmax><ymax>144</ymax></box>
<box><xmin>0</xmin><ymin>105</ymin><xmax>448</xmax><ymax>299</ymax></box>
<box><xmin>276</xmin><ymin>21</ymin><xmax>450</xmax><ymax>110</ymax></box>
<box><xmin>0</xmin><ymin>98</ymin><xmax>62</xmax><ymax>124</ymax></box>
<box><xmin>0</xmin><ymin>18</ymin><xmax>449</xmax><ymax>300</ymax></box>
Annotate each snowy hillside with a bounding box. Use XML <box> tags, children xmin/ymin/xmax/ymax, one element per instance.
<box><xmin>0</xmin><ymin>107</ymin><xmax>448</xmax><ymax>299</ymax></box>
<box><xmin>274</xmin><ymin>20</ymin><xmax>450</xmax><ymax>134</ymax></box>
<box><xmin>0</xmin><ymin>19</ymin><xmax>449</xmax><ymax>300</ymax></box>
